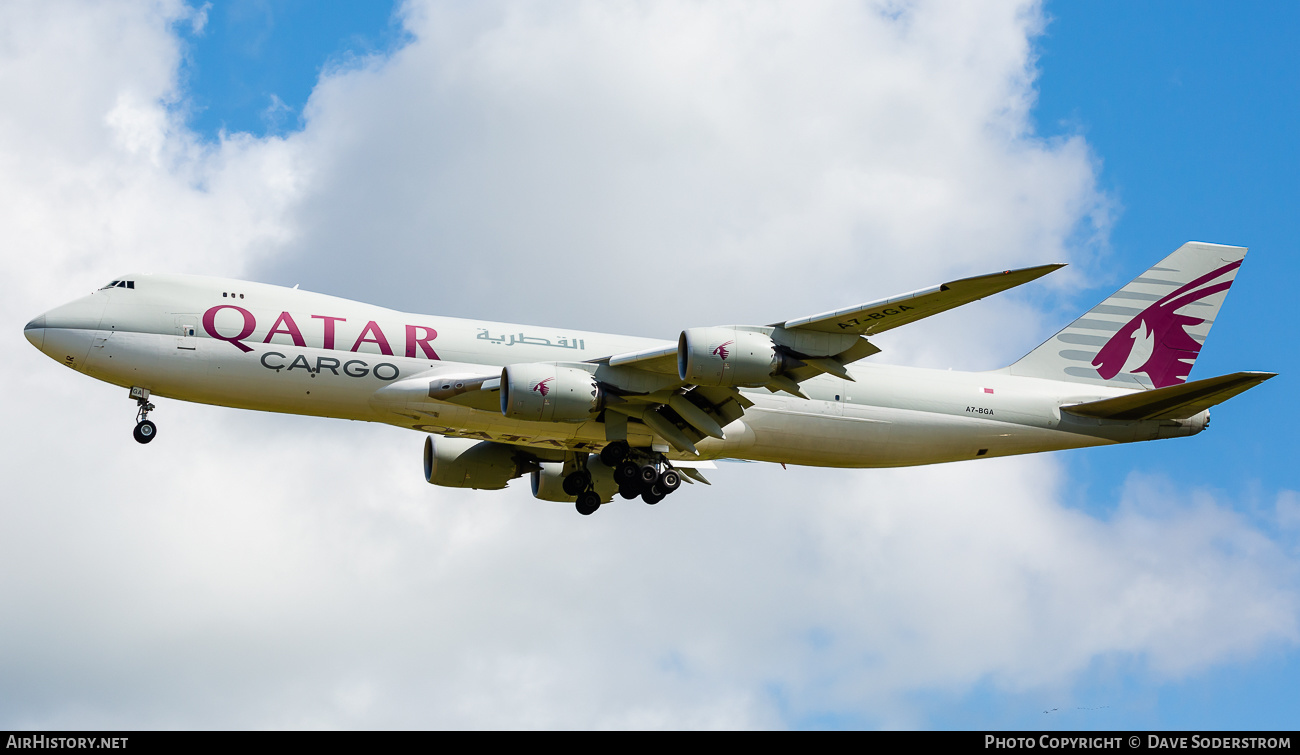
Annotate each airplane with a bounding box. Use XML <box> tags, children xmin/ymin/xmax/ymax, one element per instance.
<box><xmin>23</xmin><ymin>241</ymin><xmax>1274</xmax><ymax>515</ymax></box>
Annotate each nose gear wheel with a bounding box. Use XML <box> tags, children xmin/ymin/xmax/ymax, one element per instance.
<box><xmin>133</xmin><ymin>394</ymin><xmax>157</xmax><ymax>445</ymax></box>
<box><xmin>133</xmin><ymin>419</ymin><xmax>156</xmax><ymax>444</ymax></box>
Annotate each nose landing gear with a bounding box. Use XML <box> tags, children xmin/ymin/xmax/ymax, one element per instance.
<box><xmin>130</xmin><ymin>386</ymin><xmax>157</xmax><ymax>444</ymax></box>
<box><xmin>133</xmin><ymin>419</ymin><xmax>156</xmax><ymax>444</ymax></box>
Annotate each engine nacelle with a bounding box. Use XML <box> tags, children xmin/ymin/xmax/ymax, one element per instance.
<box><xmin>423</xmin><ymin>435</ymin><xmax>522</xmax><ymax>490</ymax></box>
<box><xmin>531</xmin><ymin>457</ymin><xmax>619</xmax><ymax>503</ymax></box>
<box><xmin>530</xmin><ymin>462</ymin><xmax>574</xmax><ymax>502</ymax></box>
<box><xmin>678</xmin><ymin>327</ymin><xmax>786</xmax><ymax>387</ymax></box>
<box><xmin>500</xmin><ymin>363</ymin><xmax>602</xmax><ymax>422</ymax></box>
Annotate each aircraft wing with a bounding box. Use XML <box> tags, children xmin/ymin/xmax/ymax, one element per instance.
<box><xmin>578</xmin><ymin>263</ymin><xmax>1063</xmax><ymax>453</ymax></box>
<box><xmin>604</xmin><ymin>343</ymin><xmax>679</xmax><ymax>375</ymax></box>
<box><xmin>778</xmin><ymin>264</ymin><xmax>1064</xmax><ymax>336</ymax></box>
<box><xmin>600</xmin><ymin>263</ymin><xmax>1062</xmax><ymax>377</ymax></box>
<box><xmin>411</xmin><ymin>263</ymin><xmax>1063</xmax><ymax>455</ymax></box>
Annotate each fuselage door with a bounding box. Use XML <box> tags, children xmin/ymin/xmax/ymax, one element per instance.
<box><xmin>175</xmin><ymin>316</ymin><xmax>198</xmax><ymax>350</ymax></box>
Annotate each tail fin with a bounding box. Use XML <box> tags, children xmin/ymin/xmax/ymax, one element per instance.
<box><xmin>1006</xmin><ymin>242</ymin><xmax>1248</xmax><ymax>389</ymax></box>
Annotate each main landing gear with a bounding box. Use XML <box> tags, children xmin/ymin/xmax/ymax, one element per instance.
<box><xmin>562</xmin><ymin>441</ymin><xmax>685</xmax><ymax>516</ymax></box>
<box><xmin>574</xmin><ymin>490</ymin><xmax>601</xmax><ymax>516</ymax></box>
<box><xmin>618</xmin><ymin>463</ymin><xmax>679</xmax><ymax>505</ymax></box>
<box><xmin>130</xmin><ymin>387</ymin><xmax>157</xmax><ymax>444</ymax></box>
<box><xmin>562</xmin><ymin>465</ymin><xmax>602</xmax><ymax>516</ymax></box>
<box><xmin>608</xmin><ymin>441</ymin><xmax>681</xmax><ymax>507</ymax></box>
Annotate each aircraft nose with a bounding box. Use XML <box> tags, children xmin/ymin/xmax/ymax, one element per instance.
<box><xmin>24</xmin><ymin>313</ymin><xmax>46</xmax><ymax>351</ymax></box>
<box><xmin>26</xmin><ymin>294</ymin><xmax>106</xmax><ymax>369</ymax></box>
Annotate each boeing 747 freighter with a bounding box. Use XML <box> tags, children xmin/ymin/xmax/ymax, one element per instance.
<box><xmin>24</xmin><ymin>242</ymin><xmax>1273</xmax><ymax>514</ymax></box>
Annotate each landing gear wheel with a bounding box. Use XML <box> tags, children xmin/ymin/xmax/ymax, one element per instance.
<box><xmin>615</xmin><ymin>461</ymin><xmax>641</xmax><ymax>486</ymax></box>
<box><xmin>132</xmin><ymin>392</ymin><xmax>157</xmax><ymax>445</ymax></box>
<box><xmin>600</xmin><ymin>441</ymin><xmax>630</xmax><ymax>467</ymax></box>
<box><xmin>638</xmin><ymin>464</ymin><xmax>659</xmax><ymax>486</ymax></box>
<box><xmin>618</xmin><ymin>484</ymin><xmax>641</xmax><ymax>500</ymax></box>
<box><xmin>575</xmin><ymin>490</ymin><xmax>601</xmax><ymax>516</ymax></box>
<box><xmin>642</xmin><ymin>487</ymin><xmax>664</xmax><ymax>505</ymax></box>
<box><xmin>562</xmin><ymin>470</ymin><xmax>592</xmax><ymax>496</ymax></box>
<box><xmin>658</xmin><ymin>469</ymin><xmax>681</xmax><ymax>494</ymax></box>
<box><xmin>133</xmin><ymin>420</ymin><xmax>157</xmax><ymax>444</ymax></box>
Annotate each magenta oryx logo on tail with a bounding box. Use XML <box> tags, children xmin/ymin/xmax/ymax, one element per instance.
<box><xmin>532</xmin><ymin>377</ymin><xmax>554</xmax><ymax>396</ymax></box>
<box><xmin>1092</xmin><ymin>260</ymin><xmax>1241</xmax><ymax>388</ymax></box>
<box><xmin>712</xmin><ymin>340</ymin><xmax>735</xmax><ymax>360</ymax></box>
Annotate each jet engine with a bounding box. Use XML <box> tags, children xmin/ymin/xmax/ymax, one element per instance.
<box><xmin>678</xmin><ymin>327</ymin><xmax>795</xmax><ymax>387</ymax></box>
<box><xmin>500</xmin><ymin>363</ymin><xmax>603</xmax><ymax>422</ymax></box>
<box><xmin>531</xmin><ymin>456</ymin><xmax>619</xmax><ymax>502</ymax></box>
<box><xmin>530</xmin><ymin>462</ymin><xmax>574</xmax><ymax>502</ymax></box>
<box><xmin>423</xmin><ymin>435</ymin><xmax>523</xmax><ymax>489</ymax></box>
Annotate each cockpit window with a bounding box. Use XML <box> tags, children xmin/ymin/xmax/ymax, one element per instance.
<box><xmin>100</xmin><ymin>281</ymin><xmax>120</xmax><ymax>290</ymax></box>
<box><xmin>99</xmin><ymin>280</ymin><xmax>135</xmax><ymax>290</ymax></box>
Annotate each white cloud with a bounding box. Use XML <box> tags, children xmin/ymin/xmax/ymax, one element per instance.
<box><xmin>0</xmin><ymin>0</ymin><xmax>1293</xmax><ymax>729</ymax></box>
<box><xmin>261</xmin><ymin>0</ymin><xmax>1103</xmax><ymax>359</ymax></box>
<box><xmin>189</xmin><ymin>2</ymin><xmax>211</xmax><ymax>36</ymax></box>
<box><xmin>1277</xmin><ymin>490</ymin><xmax>1300</xmax><ymax>532</ymax></box>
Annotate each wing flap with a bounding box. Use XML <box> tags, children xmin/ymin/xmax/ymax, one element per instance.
<box><xmin>1062</xmin><ymin>371</ymin><xmax>1276</xmax><ymax>421</ymax></box>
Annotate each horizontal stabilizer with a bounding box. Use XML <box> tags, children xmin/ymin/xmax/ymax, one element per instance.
<box><xmin>1063</xmin><ymin>371</ymin><xmax>1276</xmax><ymax>421</ymax></box>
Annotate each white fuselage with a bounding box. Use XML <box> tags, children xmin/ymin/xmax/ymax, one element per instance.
<box><xmin>24</xmin><ymin>273</ymin><xmax>1205</xmax><ymax>466</ymax></box>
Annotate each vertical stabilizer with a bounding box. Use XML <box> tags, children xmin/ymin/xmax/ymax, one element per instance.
<box><xmin>1006</xmin><ymin>242</ymin><xmax>1247</xmax><ymax>389</ymax></box>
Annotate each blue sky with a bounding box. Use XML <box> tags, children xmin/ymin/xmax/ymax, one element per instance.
<box><xmin>1034</xmin><ymin>0</ymin><xmax>1298</xmax><ymax>502</ymax></box>
<box><xmin>2</xmin><ymin>0</ymin><xmax>1296</xmax><ymax>731</ymax></box>
<box><xmin>180</xmin><ymin>1</ymin><xmax>407</xmax><ymax>137</ymax></box>
<box><xmin>1033</xmin><ymin>2</ymin><xmax>1298</xmax><ymax>730</ymax></box>
<box><xmin>1026</xmin><ymin>2</ymin><xmax>1298</xmax><ymax>729</ymax></box>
